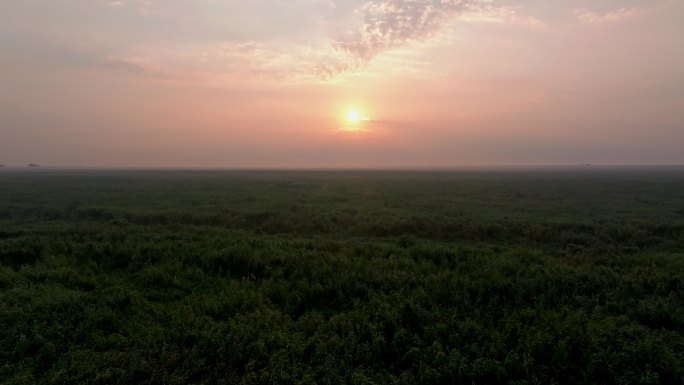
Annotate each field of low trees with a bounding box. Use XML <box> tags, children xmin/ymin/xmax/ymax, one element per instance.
<box><xmin>1</xmin><ymin>169</ymin><xmax>683</xmax><ymax>384</ymax></box>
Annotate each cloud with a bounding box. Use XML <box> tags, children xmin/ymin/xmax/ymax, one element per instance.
<box><xmin>101</xmin><ymin>41</ymin><xmax>365</xmax><ymax>85</ymax></box>
<box><xmin>334</xmin><ymin>0</ymin><xmax>546</xmax><ymax>61</ymax></box>
<box><xmin>105</xmin><ymin>0</ymin><xmax>151</xmax><ymax>9</ymax></box>
<box><xmin>5</xmin><ymin>0</ymin><xmax>546</xmax><ymax>84</ymax></box>
<box><xmin>335</xmin><ymin>0</ymin><xmax>477</xmax><ymax>60</ymax></box>
<box><xmin>458</xmin><ymin>3</ymin><xmax>547</xmax><ymax>29</ymax></box>
<box><xmin>99</xmin><ymin>58</ymin><xmax>185</xmax><ymax>81</ymax></box>
<box><xmin>574</xmin><ymin>7</ymin><xmax>639</xmax><ymax>24</ymax></box>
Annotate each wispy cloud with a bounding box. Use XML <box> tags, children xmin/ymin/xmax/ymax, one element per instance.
<box><xmin>0</xmin><ymin>0</ymin><xmax>551</xmax><ymax>84</ymax></box>
<box><xmin>334</xmin><ymin>0</ymin><xmax>546</xmax><ymax>61</ymax></box>
<box><xmin>101</xmin><ymin>41</ymin><xmax>364</xmax><ymax>85</ymax></box>
<box><xmin>458</xmin><ymin>3</ymin><xmax>547</xmax><ymax>29</ymax></box>
<box><xmin>105</xmin><ymin>0</ymin><xmax>152</xmax><ymax>10</ymax></box>
<box><xmin>335</xmin><ymin>0</ymin><xmax>477</xmax><ymax>60</ymax></box>
<box><xmin>574</xmin><ymin>7</ymin><xmax>639</xmax><ymax>24</ymax></box>
<box><xmin>99</xmin><ymin>57</ymin><xmax>188</xmax><ymax>81</ymax></box>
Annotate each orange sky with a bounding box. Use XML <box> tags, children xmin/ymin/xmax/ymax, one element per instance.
<box><xmin>1</xmin><ymin>0</ymin><xmax>683</xmax><ymax>167</ymax></box>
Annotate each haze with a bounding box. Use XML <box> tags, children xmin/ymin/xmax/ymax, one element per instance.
<box><xmin>1</xmin><ymin>0</ymin><xmax>683</xmax><ymax>167</ymax></box>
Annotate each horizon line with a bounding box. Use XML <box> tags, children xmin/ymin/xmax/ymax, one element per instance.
<box><xmin>2</xmin><ymin>164</ymin><xmax>684</xmax><ymax>171</ymax></box>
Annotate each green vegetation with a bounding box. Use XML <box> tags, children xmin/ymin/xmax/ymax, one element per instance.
<box><xmin>1</xmin><ymin>168</ymin><xmax>683</xmax><ymax>384</ymax></box>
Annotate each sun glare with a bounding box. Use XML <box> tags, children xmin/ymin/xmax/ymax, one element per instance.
<box><xmin>347</xmin><ymin>110</ymin><xmax>360</xmax><ymax>124</ymax></box>
<box><xmin>339</xmin><ymin>107</ymin><xmax>370</xmax><ymax>132</ymax></box>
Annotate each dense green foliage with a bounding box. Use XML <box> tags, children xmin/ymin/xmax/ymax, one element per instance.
<box><xmin>1</xmin><ymin>169</ymin><xmax>683</xmax><ymax>384</ymax></box>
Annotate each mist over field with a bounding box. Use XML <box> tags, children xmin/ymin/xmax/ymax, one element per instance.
<box><xmin>1</xmin><ymin>169</ymin><xmax>684</xmax><ymax>384</ymax></box>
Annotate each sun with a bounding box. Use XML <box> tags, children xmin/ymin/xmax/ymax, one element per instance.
<box><xmin>339</xmin><ymin>107</ymin><xmax>369</xmax><ymax>132</ymax></box>
<box><xmin>346</xmin><ymin>110</ymin><xmax>361</xmax><ymax>124</ymax></box>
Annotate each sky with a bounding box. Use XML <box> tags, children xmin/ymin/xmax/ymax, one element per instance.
<box><xmin>1</xmin><ymin>0</ymin><xmax>683</xmax><ymax>167</ymax></box>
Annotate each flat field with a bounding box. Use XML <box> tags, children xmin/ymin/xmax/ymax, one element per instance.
<box><xmin>1</xmin><ymin>168</ymin><xmax>683</xmax><ymax>384</ymax></box>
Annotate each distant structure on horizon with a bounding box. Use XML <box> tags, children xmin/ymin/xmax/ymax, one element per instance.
<box><xmin>0</xmin><ymin>164</ymin><xmax>5</xmax><ymax>168</ymax></box>
<box><xmin>28</xmin><ymin>163</ymin><xmax>41</xmax><ymax>168</ymax></box>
